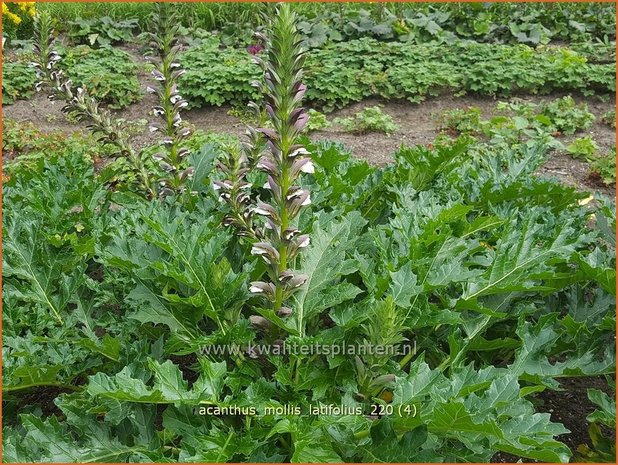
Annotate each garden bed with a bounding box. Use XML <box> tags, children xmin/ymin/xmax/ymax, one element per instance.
<box><xmin>4</xmin><ymin>91</ymin><xmax>615</xmax><ymax>197</ymax></box>
<box><xmin>2</xmin><ymin>2</ymin><xmax>616</xmax><ymax>463</ymax></box>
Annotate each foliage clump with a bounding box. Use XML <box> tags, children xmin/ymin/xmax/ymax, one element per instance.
<box><xmin>68</xmin><ymin>16</ymin><xmax>138</xmax><ymax>48</ymax></box>
<box><xmin>59</xmin><ymin>45</ymin><xmax>141</xmax><ymax>109</ymax></box>
<box><xmin>335</xmin><ymin>106</ymin><xmax>398</xmax><ymax>135</ymax></box>
<box><xmin>540</xmin><ymin>95</ymin><xmax>595</xmax><ymax>135</ymax></box>
<box><xmin>566</xmin><ymin>136</ymin><xmax>598</xmax><ymax>159</ymax></box>
<box><xmin>178</xmin><ymin>39</ymin><xmax>616</xmax><ymax>110</ymax></box>
<box><xmin>589</xmin><ymin>145</ymin><xmax>616</xmax><ymax>186</ymax></box>
<box><xmin>1</xmin><ymin>61</ymin><xmax>37</xmax><ymax>104</ymax></box>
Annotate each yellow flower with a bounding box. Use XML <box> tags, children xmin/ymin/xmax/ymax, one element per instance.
<box><xmin>6</xmin><ymin>11</ymin><xmax>22</xmax><ymax>25</ymax></box>
<box><xmin>22</xmin><ymin>1</ymin><xmax>35</xmax><ymax>17</ymax></box>
<box><xmin>2</xmin><ymin>1</ymin><xmax>31</xmax><ymax>25</ymax></box>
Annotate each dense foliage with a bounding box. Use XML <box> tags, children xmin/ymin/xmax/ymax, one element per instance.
<box><xmin>334</xmin><ymin>106</ymin><xmax>399</xmax><ymax>135</ymax></box>
<box><xmin>3</xmin><ymin>113</ymin><xmax>616</xmax><ymax>462</ymax></box>
<box><xmin>27</xmin><ymin>2</ymin><xmax>616</xmax><ymax>47</ymax></box>
<box><xmin>68</xmin><ymin>16</ymin><xmax>139</xmax><ymax>48</ymax></box>
<box><xmin>1</xmin><ymin>3</ymin><xmax>616</xmax><ymax>463</ymax></box>
<box><xmin>1</xmin><ymin>61</ymin><xmax>37</xmax><ymax>104</ymax></box>
<box><xmin>180</xmin><ymin>38</ymin><xmax>615</xmax><ymax>110</ymax></box>
<box><xmin>1</xmin><ymin>44</ymin><xmax>141</xmax><ymax>108</ymax></box>
<box><xmin>59</xmin><ymin>45</ymin><xmax>141</xmax><ymax>109</ymax></box>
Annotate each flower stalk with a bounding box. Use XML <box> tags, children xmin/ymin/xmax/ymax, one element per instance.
<box><xmin>215</xmin><ymin>143</ymin><xmax>261</xmax><ymax>240</ymax></box>
<box><xmin>246</xmin><ymin>3</ymin><xmax>314</xmax><ymax>319</ymax></box>
<box><xmin>31</xmin><ymin>11</ymin><xmax>155</xmax><ymax>198</ymax></box>
<box><xmin>143</xmin><ymin>3</ymin><xmax>194</xmax><ymax>197</ymax></box>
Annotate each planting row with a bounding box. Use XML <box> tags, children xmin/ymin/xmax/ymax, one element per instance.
<box><xmin>3</xmin><ymin>38</ymin><xmax>615</xmax><ymax>110</ymax></box>
<box><xmin>4</xmin><ymin>1</ymin><xmax>615</xmax><ymax>47</ymax></box>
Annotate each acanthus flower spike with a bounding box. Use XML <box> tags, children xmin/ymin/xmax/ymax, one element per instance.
<box><xmin>214</xmin><ymin>142</ymin><xmax>261</xmax><ymax>240</ymax></box>
<box><xmin>31</xmin><ymin>10</ymin><xmax>155</xmax><ymax>198</ymax></box>
<box><xmin>144</xmin><ymin>2</ymin><xmax>194</xmax><ymax>198</ymax></box>
<box><xmin>241</xmin><ymin>3</ymin><xmax>314</xmax><ymax>330</ymax></box>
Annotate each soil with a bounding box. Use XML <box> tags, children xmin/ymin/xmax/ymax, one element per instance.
<box><xmin>536</xmin><ymin>376</ymin><xmax>616</xmax><ymax>452</ymax></box>
<box><xmin>2</xmin><ymin>386</ymin><xmax>69</xmax><ymax>427</ymax></box>
<box><xmin>3</xmin><ymin>87</ymin><xmax>615</xmax><ymax>197</ymax></box>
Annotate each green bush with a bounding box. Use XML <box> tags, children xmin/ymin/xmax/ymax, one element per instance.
<box><xmin>601</xmin><ymin>109</ymin><xmax>616</xmax><ymax>128</ymax></box>
<box><xmin>1</xmin><ymin>61</ymin><xmax>37</xmax><ymax>105</ymax></box>
<box><xmin>60</xmin><ymin>45</ymin><xmax>141</xmax><ymax>109</ymax></box>
<box><xmin>179</xmin><ymin>38</ymin><xmax>261</xmax><ymax>108</ymax></box>
<box><xmin>68</xmin><ymin>16</ymin><xmax>139</xmax><ymax>48</ymax></box>
<box><xmin>335</xmin><ymin>106</ymin><xmax>398</xmax><ymax>134</ymax></box>
<box><xmin>540</xmin><ymin>96</ymin><xmax>595</xmax><ymax>135</ymax></box>
<box><xmin>589</xmin><ymin>145</ymin><xmax>616</xmax><ymax>186</ymax></box>
<box><xmin>566</xmin><ymin>136</ymin><xmax>598</xmax><ymax>159</ymax></box>
<box><xmin>306</xmin><ymin>108</ymin><xmax>330</xmax><ymax>132</ymax></box>
<box><xmin>437</xmin><ymin>107</ymin><xmax>483</xmax><ymax>134</ymax></box>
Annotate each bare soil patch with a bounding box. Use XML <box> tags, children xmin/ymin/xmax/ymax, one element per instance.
<box><xmin>3</xmin><ymin>86</ymin><xmax>615</xmax><ymax>197</ymax></box>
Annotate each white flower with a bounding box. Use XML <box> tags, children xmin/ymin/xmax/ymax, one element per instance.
<box><xmin>290</xmin><ymin>147</ymin><xmax>310</xmax><ymax>158</ymax></box>
<box><xmin>298</xmin><ymin>237</ymin><xmax>310</xmax><ymax>248</ymax></box>
<box><xmin>254</xmin><ymin>206</ymin><xmax>272</xmax><ymax>216</ymax></box>
<box><xmin>301</xmin><ymin>193</ymin><xmax>311</xmax><ymax>206</ymax></box>
<box><xmin>300</xmin><ymin>161</ymin><xmax>315</xmax><ymax>174</ymax></box>
<box><xmin>287</xmin><ymin>190</ymin><xmax>303</xmax><ymax>200</ymax></box>
<box><xmin>250</xmin><ymin>285</ymin><xmax>264</xmax><ymax>293</ymax></box>
<box><xmin>251</xmin><ymin>246</ymin><xmax>267</xmax><ymax>256</ymax></box>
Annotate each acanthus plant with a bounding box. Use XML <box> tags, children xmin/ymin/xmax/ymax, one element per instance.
<box><xmin>215</xmin><ymin>3</ymin><xmax>314</xmax><ymax>333</ymax></box>
<box><xmin>142</xmin><ymin>3</ymin><xmax>194</xmax><ymax>198</ymax></box>
<box><xmin>31</xmin><ymin>11</ymin><xmax>155</xmax><ymax>197</ymax></box>
<box><xmin>214</xmin><ymin>87</ymin><xmax>268</xmax><ymax>239</ymax></box>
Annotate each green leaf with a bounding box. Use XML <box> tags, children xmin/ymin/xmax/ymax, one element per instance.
<box><xmin>463</xmin><ymin>216</ymin><xmax>581</xmax><ymax>300</ymax></box>
<box><xmin>3</xmin><ymin>365</ymin><xmax>64</xmax><ymax>393</ymax></box>
<box><xmin>293</xmin><ymin>212</ymin><xmax>367</xmax><ymax>336</ymax></box>
<box><xmin>87</xmin><ymin>359</ymin><xmax>221</xmax><ymax>406</ymax></box>
<box><xmin>587</xmin><ymin>389</ymin><xmax>616</xmax><ymax>427</ymax></box>
<box><xmin>389</xmin><ymin>262</ymin><xmax>422</xmax><ymax>307</ymax></box>
<box><xmin>394</xmin><ymin>358</ymin><xmax>442</xmax><ymax>404</ymax></box>
<box><xmin>127</xmin><ymin>282</ymin><xmax>199</xmax><ymax>337</ymax></box>
<box><xmin>13</xmin><ymin>414</ymin><xmax>149</xmax><ymax>463</ymax></box>
<box><xmin>429</xmin><ymin>401</ymin><xmax>504</xmax><ymax>438</ymax></box>
<box><xmin>292</xmin><ymin>432</ymin><xmax>342</xmax><ymax>463</ymax></box>
<box><xmin>360</xmin><ymin>419</ymin><xmax>429</xmax><ymax>462</ymax></box>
